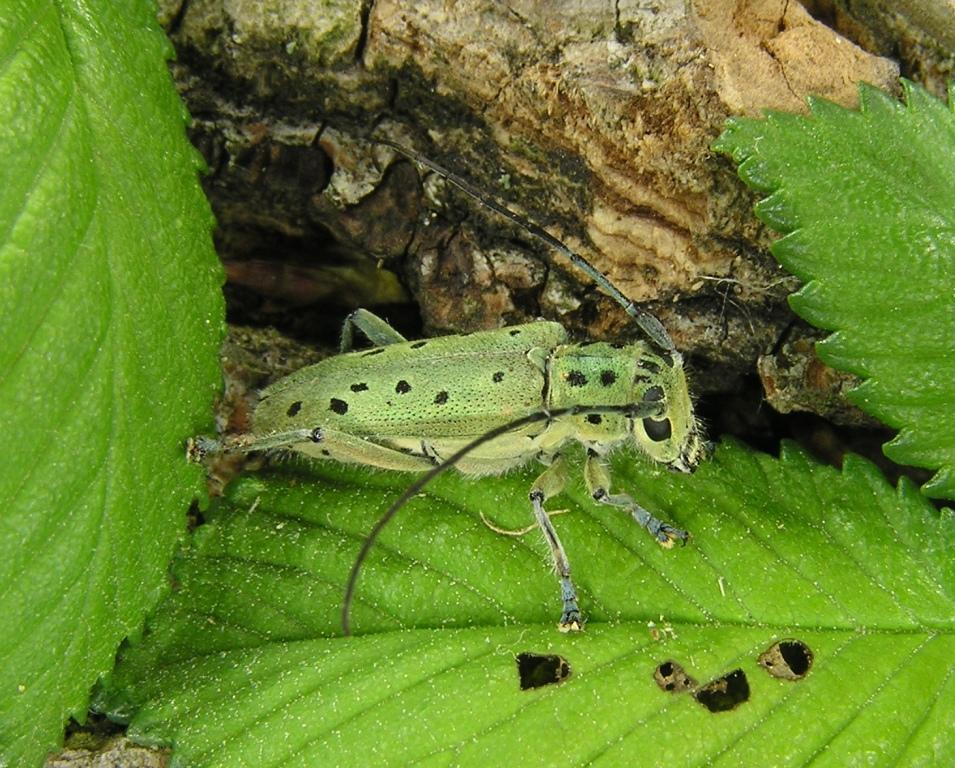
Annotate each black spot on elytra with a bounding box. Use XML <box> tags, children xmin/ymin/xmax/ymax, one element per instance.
<box><xmin>517</xmin><ymin>652</ymin><xmax>572</xmax><ymax>690</ymax></box>
<box><xmin>694</xmin><ymin>670</ymin><xmax>750</xmax><ymax>712</ymax></box>
<box><xmin>643</xmin><ymin>385</ymin><xmax>665</xmax><ymax>402</ymax></box>
<box><xmin>395</xmin><ymin>380</ymin><xmax>412</xmax><ymax>394</ymax></box>
<box><xmin>362</xmin><ymin>347</ymin><xmax>385</xmax><ymax>357</ymax></box>
<box><xmin>434</xmin><ymin>391</ymin><xmax>449</xmax><ymax>405</ymax></box>
<box><xmin>410</xmin><ymin>341</ymin><xmax>428</xmax><ymax>349</ymax></box>
<box><xmin>329</xmin><ymin>398</ymin><xmax>348</xmax><ymax>415</ymax></box>
<box><xmin>586</xmin><ymin>414</ymin><xmax>602</xmax><ymax>425</ymax></box>
<box><xmin>350</xmin><ymin>382</ymin><xmax>368</xmax><ymax>393</ymax></box>
<box><xmin>638</xmin><ymin>359</ymin><xmax>661</xmax><ymax>374</ymax></box>
<box><xmin>633</xmin><ymin>373</ymin><xmax>652</xmax><ymax>384</ymax></box>
<box><xmin>509</xmin><ymin>329</ymin><xmax>521</xmax><ymax>336</ymax></box>
<box><xmin>566</xmin><ymin>370</ymin><xmax>587</xmax><ymax>387</ymax></box>
<box><xmin>600</xmin><ymin>370</ymin><xmax>617</xmax><ymax>387</ymax></box>
<box><xmin>286</xmin><ymin>401</ymin><xmax>302</xmax><ymax>417</ymax></box>
<box><xmin>610</xmin><ymin>341</ymin><xmax>626</xmax><ymax>349</ymax></box>
<box><xmin>492</xmin><ymin>371</ymin><xmax>505</xmax><ymax>383</ymax></box>
<box><xmin>320</xmin><ymin>449</ymin><xmax>331</xmax><ymax>456</ymax></box>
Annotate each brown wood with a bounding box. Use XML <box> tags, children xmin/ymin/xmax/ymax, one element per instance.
<box><xmin>160</xmin><ymin>0</ymin><xmax>917</xmax><ymax>415</ymax></box>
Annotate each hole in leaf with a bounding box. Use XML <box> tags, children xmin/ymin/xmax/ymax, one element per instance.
<box><xmin>654</xmin><ymin>660</ymin><xmax>696</xmax><ymax>693</ymax></box>
<box><xmin>517</xmin><ymin>652</ymin><xmax>572</xmax><ymax>690</ymax></box>
<box><xmin>694</xmin><ymin>669</ymin><xmax>749</xmax><ymax>712</ymax></box>
<box><xmin>758</xmin><ymin>638</ymin><xmax>813</xmax><ymax>680</ymax></box>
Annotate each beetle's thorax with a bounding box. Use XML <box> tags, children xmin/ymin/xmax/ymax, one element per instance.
<box><xmin>546</xmin><ymin>341</ymin><xmax>668</xmax><ymax>411</ymax></box>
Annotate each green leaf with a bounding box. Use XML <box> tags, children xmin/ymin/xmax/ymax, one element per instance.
<box><xmin>713</xmin><ymin>81</ymin><xmax>955</xmax><ymax>500</ymax></box>
<box><xmin>0</xmin><ymin>1</ymin><xmax>223</xmax><ymax>765</ymax></box>
<box><xmin>97</xmin><ymin>443</ymin><xmax>954</xmax><ymax>766</ymax></box>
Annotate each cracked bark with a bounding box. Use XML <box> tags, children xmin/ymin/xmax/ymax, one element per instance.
<box><xmin>156</xmin><ymin>0</ymin><xmax>944</xmax><ymax>423</ymax></box>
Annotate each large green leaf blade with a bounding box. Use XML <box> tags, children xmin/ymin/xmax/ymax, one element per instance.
<box><xmin>714</xmin><ymin>81</ymin><xmax>955</xmax><ymax>499</ymax></box>
<box><xmin>98</xmin><ymin>443</ymin><xmax>953</xmax><ymax>766</ymax></box>
<box><xmin>0</xmin><ymin>1</ymin><xmax>223</xmax><ymax>764</ymax></box>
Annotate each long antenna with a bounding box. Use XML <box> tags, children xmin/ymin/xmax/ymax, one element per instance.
<box><xmin>341</xmin><ymin>402</ymin><xmax>661</xmax><ymax>636</ymax></box>
<box><xmin>375</xmin><ymin>137</ymin><xmax>676</xmax><ymax>354</ymax></box>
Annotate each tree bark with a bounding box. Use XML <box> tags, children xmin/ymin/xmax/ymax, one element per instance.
<box><xmin>160</xmin><ymin>0</ymin><xmax>934</xmax><ymax>416</ymax></box>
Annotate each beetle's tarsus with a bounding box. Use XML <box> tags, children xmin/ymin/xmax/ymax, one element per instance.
<box><xmin>655</xmin><ymin>523</ymin><xmax>690</xmax><ymax>548</ymax></box>
<box><xmin>558</xmin><ymin>608</ymin><xmax>584</xmax><ymax>633</ymax></box>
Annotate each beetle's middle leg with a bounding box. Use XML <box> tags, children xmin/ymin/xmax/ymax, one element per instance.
<box><xmin>584</xmin><ymin>451</ymin><xmax>688</xmax><ymax>547</ymax></box>
<box><xmin>530</xmin><ymin>454</ymin><xmax>583</xmax><ymax>632</ymax></box>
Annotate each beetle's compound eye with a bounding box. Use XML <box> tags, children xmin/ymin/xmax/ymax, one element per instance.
<box><xmin>642</xmin><ymin>416</ymin><xmax>672</xmax><ymax>441</ymax></box>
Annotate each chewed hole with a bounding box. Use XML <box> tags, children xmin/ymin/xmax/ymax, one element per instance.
<box><xmin>758</xmin><ymin>639</ymin><xmax>813</xmax><ymax>680</ymax></box>
<box><xmin>694</xmin><ymin>669</ymin><xmax>750</xmax><ymax>712</ymax></box>
<box><xmin>517</xmin><ymin>652</ymin><xmax>572</xmax><ymax>690</ymax></box>
<box><xmin>654</xmin><ymin>660</ymin><xmax>696</xmax><ymax>693</ymax></box>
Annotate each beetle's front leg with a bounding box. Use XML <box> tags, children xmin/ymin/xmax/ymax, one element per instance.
<box><xmin>530</xmin><ymin>454</ymin><xmax>583</xmax><ymax>632</ymax></box>
<box><xmin>584</xmin><ymin>450</ymin><xmax>689</xmax><ymax>547</ymax></box>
